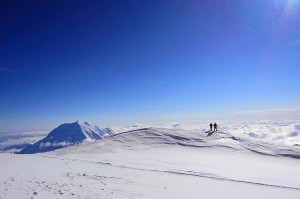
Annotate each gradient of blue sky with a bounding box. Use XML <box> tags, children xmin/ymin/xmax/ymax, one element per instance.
<box><xmin>1</xmin><ymin>0</ymin><xmax>300</xmax><ymax>131</ymax></box>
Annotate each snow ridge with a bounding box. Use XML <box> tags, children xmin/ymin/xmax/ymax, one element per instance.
<box><xmin>62</xmin><ymin>127</ymin><xmax>300</xmax><ymax>159</ymax></box>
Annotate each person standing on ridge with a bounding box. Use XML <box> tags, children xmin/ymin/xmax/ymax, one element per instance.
<box><xmin>210</xmin><ymin>123</ymin><xmax>213</xmax><ymax>131</ymax></box>
<box><xmin>213</xmin><ymin>122</ymin><xmax>217</xmax><ymax>132</ymax></box>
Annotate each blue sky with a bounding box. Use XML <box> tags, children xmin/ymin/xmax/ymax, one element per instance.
<box><xmin>1</xmin><ymin>0</ymin><xmax>300</xmax><ymax>131</ymax></box>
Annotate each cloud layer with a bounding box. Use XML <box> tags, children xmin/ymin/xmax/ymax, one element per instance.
<box><xmin>235</xmin><ymin>108</ymin><xmax>300</xmax><ymax>120</ymax></box>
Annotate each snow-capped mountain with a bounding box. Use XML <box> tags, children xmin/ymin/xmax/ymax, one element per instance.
<box><xmin>18</xmin><ymin>121</ymin><xmax>115</xmax><ymax>154</ymax></box>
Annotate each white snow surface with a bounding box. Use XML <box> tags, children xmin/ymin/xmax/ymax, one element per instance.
<box><xmin>1</xmin><ymin>127</ymin><xmax>300</xmax><ymax>198</ymax></box>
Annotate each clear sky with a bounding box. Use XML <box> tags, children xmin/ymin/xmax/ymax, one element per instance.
<box><xmin>1</xmin><ymin>0</ymin><xmax>300</xmax><ymax>131</ymax></box>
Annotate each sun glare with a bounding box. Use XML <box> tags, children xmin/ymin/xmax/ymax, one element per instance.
<box><xmin>283</xmin><ymin>0</ymin><xmax>299</xmax><ymax>18</ymax></box>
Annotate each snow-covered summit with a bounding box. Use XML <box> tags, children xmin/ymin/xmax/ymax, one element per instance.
<box><xmin>57</xmin><ymin>127</ymin><xmax>300</xmax><ymax>159</ymax></box>
<box><xmin>18</xmin><ymin>121</ymin><xmax>115</xmax><ymax>154</ymax></box>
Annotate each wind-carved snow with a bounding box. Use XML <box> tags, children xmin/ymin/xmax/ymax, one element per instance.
<box><xmin>1</xmin><ymin>127</ymin><xmax>300</xmax><ymax>198</ymax></box>
<box><xmin>17</xmin><ymin>121</ymin><xmax>115</xmax><ymax>154</ymax></box>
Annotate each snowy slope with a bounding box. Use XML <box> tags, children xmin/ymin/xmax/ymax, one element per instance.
<box><xmin>1</xmin><ymin>127</ymin><xmax>300</xmax><ymax>198</ymax></box>
<box><xmin>75</xmin><ymin>127</ymin><xmax>299</xmax><ymax>158</ymax></box>
<box><xmin>18</xmin><ymin>121</ymin><xmax>115</xmax><ymax>154</ymax></box>
<box><xmin>112</xmin><ymin>121</ymin><xmax>300</xmax><ymax>146</ymax></box>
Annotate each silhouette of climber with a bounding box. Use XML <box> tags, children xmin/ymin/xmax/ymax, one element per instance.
<box><xmin>210</xmin><ymin>123</ymin><xmax>213</xmax><ymax>131</ymax></box>
<box><xmin>213</xmin><ymin>122</ymin><xmax>217</xmax><ymax>132</ymax></box>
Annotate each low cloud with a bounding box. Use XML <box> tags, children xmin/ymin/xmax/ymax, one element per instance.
<box><xmin>170</xmin><ymin>122</ymin><xmax>181</xmax><ymax>129</ymax></box>
<box><xmin>39</xmin><ymin>141</ymin><xmax>71</xmax><ymax>148</ymax></box>
<box><xmin>235</xmin><ymin>108</ymin><xmax>300</xmax><ymax>120</ymax></box>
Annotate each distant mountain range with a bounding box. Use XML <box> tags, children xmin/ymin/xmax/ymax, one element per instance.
<box><xmin>18</xmin><ymin>121</ymin><xmax>115</xmax><ymax>154</ymax></box>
